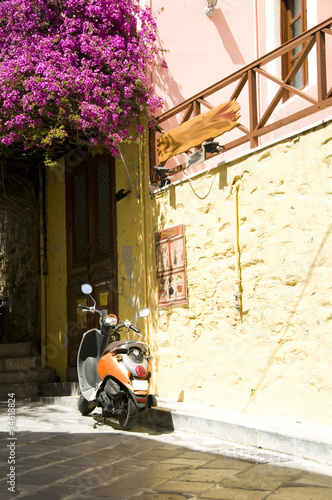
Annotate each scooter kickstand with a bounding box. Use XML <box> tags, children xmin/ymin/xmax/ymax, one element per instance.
<box><xmin>93</xmin><ymin>412</ymin><xmax>106</xmax><ymax>429</ymax></box>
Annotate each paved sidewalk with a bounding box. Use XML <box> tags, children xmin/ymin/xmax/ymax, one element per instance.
<box><xmin>148</xmin><ymin>399</ymin><xmax>332</xmax><ymax>466</ymax></box>
<box><xmin>37</xmin><ymin>394</ymin><xmax>332</xmax><ymax>465</ymax></box>
<box><xmin>1</xmin><ymin>400</ymin><xmax>332</xmax><ymax>499</ymax></box>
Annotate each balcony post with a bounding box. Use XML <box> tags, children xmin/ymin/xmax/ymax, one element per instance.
<box><xmin>316</xmin><ymin>30</ymin><xmax>327</xmax><ymax>102</ymax></box>
<box><xmin>248</xmin><ymin>69</ymin><xmax>258</xmax><ymax>148</ymax></box>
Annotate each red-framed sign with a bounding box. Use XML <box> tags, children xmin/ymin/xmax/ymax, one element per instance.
<box><xmin>154</xmin><ymin>224</ymin><xmax>187</xmax><ymax>308</ymax></box>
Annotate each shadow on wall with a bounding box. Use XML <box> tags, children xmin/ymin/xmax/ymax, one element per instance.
<box><xmin>211</xmin><ymin>8</ymin><xmax>246</xmax><ymax>66</ymax></box>
<box><xmin>153</xmin><ymin>31</ymin><xmax>185</xmax><ymax>111</ymax></box>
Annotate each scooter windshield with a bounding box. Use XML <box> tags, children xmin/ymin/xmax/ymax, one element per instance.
<box><xmin>77</xmin><ymin>329</ymin><xmax>104</xmax><ymax>401</ymax></box>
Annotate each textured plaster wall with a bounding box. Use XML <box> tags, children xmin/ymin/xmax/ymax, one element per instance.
<box><xmin>0</xmin><ymin>188</ymin><xmax>40</xmax><ymax>347</ymax></box>
<box><xmin>147</xmin><ymin>121</ymin><xmax>332</xmax><ymax>425</ymax></box>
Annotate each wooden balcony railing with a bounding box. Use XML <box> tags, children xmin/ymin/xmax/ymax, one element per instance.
<box><xmin>150</xmin><ymin>17</ymin><xmax>332</xmax><ymax>182</ymax></box>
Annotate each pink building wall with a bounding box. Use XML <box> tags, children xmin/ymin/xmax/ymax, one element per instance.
<box><xmin>150</xmin><ymin>0</ymin><xmax>332</xmax><ymax>172</ymax></box>
<box><xmin>152</xmin><ymin>0</ymin><xmax>257</xmax><ymax>111</ymax></box>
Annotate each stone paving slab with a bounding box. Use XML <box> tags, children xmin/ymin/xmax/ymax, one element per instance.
<box><xmin>0</xmin><ymin>401</ymin><xmax>332</xmax><ymax>499</ymax></box>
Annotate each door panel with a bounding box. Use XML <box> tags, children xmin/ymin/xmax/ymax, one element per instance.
<box><xmin>73</xmin><ymin>168</ymin><xmax>89</xmax><ymax>266</ymax></box>
<box><xmin>66</xmin><ymin>152</ymin><xmax>118</xmax><ymax>367</ymax></box>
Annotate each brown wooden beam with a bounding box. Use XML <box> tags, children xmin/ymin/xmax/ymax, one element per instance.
<box><xmin>256</xmin><ymin>97</ymin><xmax>332</xmax><ymax>137</ymax></box>
<box><xmin>230</xmin><ymin>73</ymin><xmax>248</xmax><ymax>101</ymax></box>
<box><xmin>226</xmin><ymin>96</ymin><xmax>332</xmax><ymax>150</ymax></box>
<box><xmin>193</xmin><ymin>100</ymin><xmax>201</xmax><ymax>117</ymax></box>
<box><xmin>197</xmin><ymin>98</ymin><xmax>215</xmax><ymax>110</ymax></box>
<box><xmin>255</xmin><ymin>36</ymin><xmax>316</xmax><ymax>130</ymax></box>
<box><xmin>254</xmin><ymin>67</ymin><xmax>317</xmax><ymax>105</ymax></box>
<box><xmin>237</xmin><ymin>124</ymin><xmax>250</xmax><ymax>134</ymax></box>
<box><xmin>180</xmin><ymin>103</ymin><xmax>194</xmax><ymax>125</ymax></box>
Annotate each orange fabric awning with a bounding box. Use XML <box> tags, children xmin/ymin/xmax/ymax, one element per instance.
<box><xmin>157</xmin><ymin>100</ymin><xmax>240</xmax><ymax>164</ymax></box>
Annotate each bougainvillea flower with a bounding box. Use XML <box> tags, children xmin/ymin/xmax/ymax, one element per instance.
<box><xmin>0</xmin><ymin>0</ymin><xmax>162</xmax><ymax>164</ymax></box>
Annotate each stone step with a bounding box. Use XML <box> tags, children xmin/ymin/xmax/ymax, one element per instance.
<box><xmin>0</xmin><ymin>342</ymin><xmax>32</xmax><ymax>358</ymax></box>
<box><xmin>0</xmin><ymin>381</ymin><xmax>78</xmax><ymax>401</ymax></box>
<box><xmin>39</xmin><ymin>382</ymin><xmax>80</xmax><ymax>398</ymax></box>
<box><xmin>66</xmin><ymin>366</ymin><xmax>78</xmax><ymax>382</ymax></box>
<box><xmin>0</xmin><ymin>367</ymin><xmax>56</xmax><ymax>385</ymax></box>
<box><xmin>0</xmin><ymin>383</ymin><xmax>40</xmax><ymax>400</ymax></box>
<box><xmin>0</xmin><ymin>356</ymin><xmax>36</xmax><ymax>372</ymax></box>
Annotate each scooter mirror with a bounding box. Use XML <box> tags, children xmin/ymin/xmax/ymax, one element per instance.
<box><xmin>139</xmin><ymin>308</ymin><xmax>150</xmax><ymax>318</ymax></box>
<box><xmin>81</xmin><ymin>283</ymin><xmax>93</xmax><ymax>295</ymax></box>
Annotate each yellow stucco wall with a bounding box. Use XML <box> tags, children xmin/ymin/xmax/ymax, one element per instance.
<box><xmin>44</xmin><ymin>119</ymin><xmax>332</xmax><ymax>426</ymax></box>
<box><xmin>45</xmin><ymin>159</ymin><xmax>68</xmax><ymax>381</ymax></box>
<box><xmin>115</xmin><ymin>140</ymin><xmax>150</xmax><ymax>339</ymax></box>
<box><xmin>137</xmin><ymin>120</ymin><xmax>332</xmax><ymax>426</ymax></box>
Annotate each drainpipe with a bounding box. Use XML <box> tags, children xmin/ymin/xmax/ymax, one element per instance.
<box><xmin>233</xmin><ymin>181</ymin><xmax>242</xmax><ymax>317</ymax></box>
<box><xmin>39</xmin><ymin>167</ymin><xmax>47</xmax><ymax>368</ymax></box>
<box><xmin>139</xmin><ymin>123</ymin><xmax>158</xmax><ymax>396</ymax></box>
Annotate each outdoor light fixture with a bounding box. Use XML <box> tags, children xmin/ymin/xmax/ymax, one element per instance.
<box><xmin>203</xmin><ymin>141</ymin><xmax>224</xmax><ymax>154</ymax></box>
<box><xmin>205</xmin><ymin>0</ymin><xmax>218</xmax><ymax>17</ymax></box>
<box><xmin>154</xmin><ymin>166</ymin><xmax>173</xmax><ymax>188</ymax></box>
<box><xmin>115</xmin><ymin>188</ymin><xmax>131</xmax><ymax>202</ymax></box>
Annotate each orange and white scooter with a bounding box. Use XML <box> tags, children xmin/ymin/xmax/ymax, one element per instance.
<box><xmin>77</xmin><ymin>284</ymin><xmax>156</xmax><ymax>430</ymax></box>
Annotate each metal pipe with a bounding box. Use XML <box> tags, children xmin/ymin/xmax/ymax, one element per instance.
<box><xmin>233</xmin><ymin>182</ymin><xmax>242</xmax><ymax>315</ymax></box>
<box><xmin>139</xmin><ymin>125</ymin><xmax>149</xmax><ymax>331</ymax></box>
<box><xmin>118</xmin><ymin>144</ymin><xmax>140</xmax><ymax>199</ymax></box>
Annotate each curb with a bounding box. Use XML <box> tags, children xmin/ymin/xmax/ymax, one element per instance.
<box><xmin>147</xmin><ymin>401</ymin><xmax>332</xmax><ymax>465</ymax></box>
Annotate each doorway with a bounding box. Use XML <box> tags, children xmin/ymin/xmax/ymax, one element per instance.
<box><xmin>65</xmin><ymin>150</ymin><xmax>118</xmax><ymax>367</ymax></box>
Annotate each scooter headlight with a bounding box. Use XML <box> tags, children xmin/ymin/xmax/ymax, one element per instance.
<box><xmin>128</xmin><ymin>348</ymin><xmax>143</xmax><ymax>363</ymax></box>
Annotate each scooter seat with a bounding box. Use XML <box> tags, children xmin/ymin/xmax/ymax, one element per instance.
<box><xmin>102</xmin><ymin>340</ymin><xmax>149</xmax><ymax>356</ymax></box>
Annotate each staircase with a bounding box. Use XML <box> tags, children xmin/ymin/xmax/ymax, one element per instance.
<box><xmin>0</xmin><ymin>342</ymin><xmax>57</xmax><ymax>400</ymax></box>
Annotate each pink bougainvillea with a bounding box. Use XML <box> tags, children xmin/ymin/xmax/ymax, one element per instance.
<box><xmin>0</xmin><ymin>0</ymin><xmax>162</xmax><ymax>163</ymax></box>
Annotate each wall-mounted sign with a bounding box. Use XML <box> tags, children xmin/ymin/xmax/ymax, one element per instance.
<box><xmin>155</xmin><ymin>224</ymin><xmax>187</xmax><ymax>308</ymax></box>
<box><xmin>157</xmin><ymin>100</ymin><xmax>240</xmax><ymax>163</ymax></box>
<box><xmin>99</xmin><ymin>291</ymin><xmax>109</xmax><ymax>307</ymax></box>
<box><xmin>99</xmin><ymin>291</ymin><xmax>109</xmax><ymax>317</ymax></box>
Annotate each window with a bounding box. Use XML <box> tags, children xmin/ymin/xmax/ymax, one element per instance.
<box><xmin>281</xmin><ymin>0</ymin><xmax>307</xmax><ymax>93</ymax></box>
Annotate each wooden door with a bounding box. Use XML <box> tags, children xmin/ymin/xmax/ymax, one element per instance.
<box><xmin>66</xmin><ymin>151</ymin><xmax>118</xmax><ymax>367</ymax></box>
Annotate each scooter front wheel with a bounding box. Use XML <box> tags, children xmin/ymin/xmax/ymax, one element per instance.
<box><xmin>118</xmin><ymin>396</ymin><xmax>138</xmax><ymax>431</ymax></box>
<box><xmin>78</xmin><ymin>395</ymin><xmax>96</xmax><ymax>416</ymax></box>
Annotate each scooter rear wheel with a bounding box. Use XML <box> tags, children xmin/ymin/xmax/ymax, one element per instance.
<box><xmin>78</xmin><ymin>395</ymin><xmax>96</xmax><ymax>416</ymax></box>
<box><xmin>118</xmin><ymin>396</ymin><xmax>138</xmax><ymax>431</ymax></box>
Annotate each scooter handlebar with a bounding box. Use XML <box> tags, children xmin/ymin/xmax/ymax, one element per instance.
<box><xmin>77</xmin><ymin>305</ymin><xmax>101</xmax><ymax>315</ymax></box>
<box><xmin>78</xmin><ymin>305</ymin><xmax>90</xmax><ymax>311</ymax></box>
<box><xmin>122</xmin><ymin>319</ymin><xmax>141</xmax><ymax>336</ymax></box>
